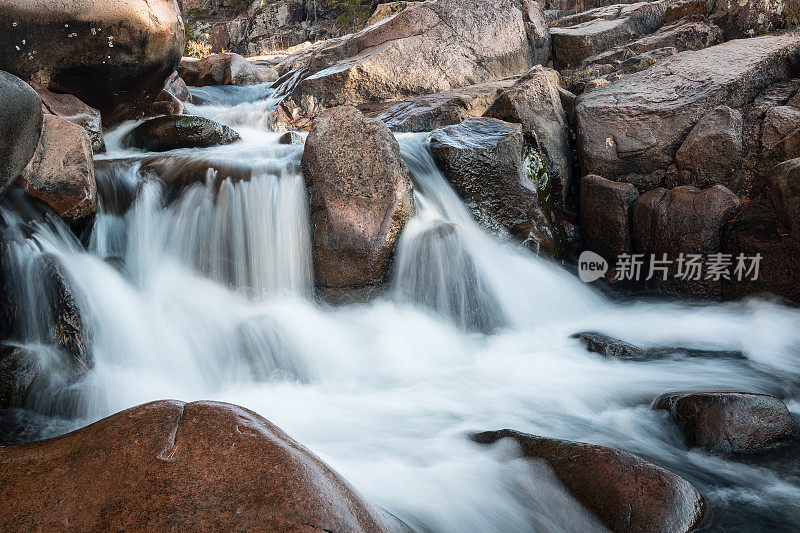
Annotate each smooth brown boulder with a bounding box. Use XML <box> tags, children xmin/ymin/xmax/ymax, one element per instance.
<box><xmin>178</xmin><ymin>53</ymin><xmax>270</xmax><ymax>87</ymax></box>
<box><xmin>472</xmin><ymin>429</ymin><xmax>706</xmax><ymax>533</ymax></box>
<box><xmin>32</xmin><ymin>83</ymin><xmax>105</xmax><ymax>153</ymax></box>
<box><xmin>0</xmin><ymin>400</ymin><xmax>410</xmax><ymax>532</ymax></box>
<box><xmin>0</xmin><ymin>71</ymin><xmax>43</xmax><ymax>195</ymax></box>
<box><xmin>653</xmin><ymin>392</ymin><xmax>798</xmax><ymax>454</ymax></box>
<box><xmin>576</xmin><ymin>35</ymin><xmax>800</xmax><ymax>189</ymax></box>
<box><xmin>674</xmin><ymin>105</ymin><xmax>743</xmax><ymax>189</ymax></box>
<box><xmin>301</xmin><ymin>106</ymin><xmax>414</xmax><ymax>289</ymax></box>
<box><xmin>0</xmin><ymin>0</ymin><xmax>185</xmax><ymax>125</ymax></box>
<box><xmin>429</xmin><ymin>118</ymin><xmax>555</xmax><ymax>254</ymax></box>
<box><xmin>580</xmin><ymin>174</ymin><xmax>639</xmax><ymax>260</ymax></box>
<box><xmin>484</xmin><ymin>66</ymin><xmax>574</xmax><ymax>208</ymax></box>
<box><xmin>17</xmin><ymin>116</ymin><xmax>97</xmax><ymax>223</ymax></box>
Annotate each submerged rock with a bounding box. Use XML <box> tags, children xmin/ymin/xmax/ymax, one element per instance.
<box><xmin>301</xmin><ymin>106</ymin><xmax>414</xmax><ymax>289</ymax></box>
<box><xmin>17</xmin><ymin>115</ymin><xmax>97</xmax><ymax>223</ymax></box>
<box><xmin>0</xmin><ymin>400</ymin><xmax>410</xmax><ymax>532</ymax></box>
<box><xmin>571</xmin><ymin>331</ymin><xmax>746</xmax><ymax>361</ymax></box>
<box><xmin>0</xmin><ymin>71</ymin><xmax>43</xmax><ymax>195</ymax></box>
<box><xmin>178</xmin><ymin>53</ymin><xmax>270</xmax><ymax>87</ymax></box>
<box><xmin>472</xmin><ymin>429</ymin><xmax>706</xmax><ymax>533</ymax></box>
<box><xmin>0</xmin><ymin>0</ymin><xmax>185</xmax><ymax>125</ymax></box>
<box><xmin>429</xmin><ymin>118</ymin><xmax>555</xmax><ymax>254</ymax></box>
<box><xmin>122</xmin><ymin>116</ymin><xmax>241</xmax><ymax>152</ymax></box>
<box><xmin>277</xmin><ymin>131</ymin><xmax>304</xmax><ymax>145</ymax></box>
<box><xmin>653</xmin><ymin>392</ymin><xmax>798</xmax><ymax>454</ymax></box>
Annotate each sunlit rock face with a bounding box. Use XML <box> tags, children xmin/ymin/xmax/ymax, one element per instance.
<box><xmin>0</xmin><ymin>0</ymin><xmax>185</xmax><ymax>125</ymax></box>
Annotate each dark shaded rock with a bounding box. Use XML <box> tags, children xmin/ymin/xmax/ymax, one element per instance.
<box><xmin>146</xmin><ymin>91</ymin><xmax>185</xmax><ymax>117</ymax></box>
<box><xmin>484</xmin><ymin>66</ymin><xmax>574</xmax><ymax>208</ymax></box>
<box><xmin>674</xmin><ymin>105</ymin><xmax>743</xmax><ymax>189</ymax></box>
<box><xmin>373</xmin><ymin>78</ymin><xmax>517</xmax><ymax>133</ymax></box>
<box><xmin>0</xmin><ymin>71</ymin><xmax>43</xmax><ymax>195</ymax></box>
<box><xmin>761</xmin><ymin>106</ymin><xmax>800</xmax><ymax>172</ymax></box>
<box><xmin>576</xmin><ymin>35</ymin><xmax>800</xmax><ymax>191</ymax></box>
<box><xmin>0</xmin><ymin>0</ymin><xmax>185</xmax><ymax>125</ymax></box>
<box><xmin>472</xmin><ymin>429</ymin><xmax>706</xmax><ymax>533</ymax></box>
<box><xmin>571</xmin><ymin>331</ymin><xmax>746</xmax><ymax>361</ymax></box>
<box><xmin>277</xmin><ymin>131</ymin><xmax>304</xmax><ymax>145</ymax></box>
<box><xmin>17</xmin><ymin>115</ymin><xmax>97</xmax><ymax>223</ymax></box>
<box><xmin>580</xmin><ymin>174</ymin><xmax>638</xmax><ymax>261</ymax></box>
<box><xmin>165</xmin><ymin>71</ymin><xmax>192</xmax><ymax>103</ymax></box>
<box><xmin>0</xmin><ymin>400</ymin><xmax>410</xmax><ymax>532</ymax></box>
<box><xmin>769</xmin><ymin>157</ymin><xmax>800</xmax><ymax>239</ymax></box>
<box><xmin>708</xmin><ymin>0</ymin><xmax>800</xmax><ymax>40</ymax></box>
<box><xmin>661</xmin><ymin>0</ymin><xmax>706</xmax><ymax>26</ymax></box>
<box><xmin>429</xmin><ymin>117</ymin><xmax>555</xmax><ymax>254</ymax></box>
<box><xmin>301</xmin><ymin>106</ymin><xmax>414</xmax><ymax>289</ymax></box>
<box><xmin>31</xmin><ymin>83</ymin><xmax>105</xmax><ymax>154</ymax></box>
<box><xmin>178</xmin><ymin>53</ymin><xmax>270</xmax><ymax>87</ymax></box>
<box><xmin>122</xmin><ymin>115</ymin><xmax>241</xmax><ymax>152</ymax></box>
<box><xmin>274</xmin><ymin>0</ymin><xmax>548</xmax><ymax>127</ymax></box>
<box><xmin>550</xmin><ymin>0</ymin><xmax>670</xmax><ymax>70</ymax></box>
<box><xmin>632</xmin><ymin>187</ymin><xmax>667</xmax><ymax>253</ymax></box>
<box><xmin>653</xmin><ymin>392</ymin><xmax>798</xmax><ymax>454</ymax></box>
<box><xmin>0</xmin><ymin>345</ymin><xmax>38</xmax><ymax>409</ymax></box>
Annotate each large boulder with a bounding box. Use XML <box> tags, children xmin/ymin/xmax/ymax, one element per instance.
<box><xmin>31</xmin><ymin>83</ymin><xmax>105</xmax><ymax>154</ymax></box>
<box><xmin>550</xmin><ymin>1</ymin><xmax>670</xmax><ymax>70</ymax></box>
<box><xmin>576</xmin><ymin>35</ymin><xmax>800</xmax><ymax>192</ymax></box>
<box><xmin>0</xmin><ymin>71</ymin><xmax>43</xmax><ymax>195</ymax></box>
<box><xmin>178</xmin><ymin>53</ymin><xmax>271</xmax><ymax>87</ymax></box>
<box><xmin>301</xmin><ymin>106</ymin><xmax>414</xmax><ymax>289</ymax></box>
<box><xmin>472</xmin><ymin>429</ymin><xmax>706</xmax><ymax>533</ymax></box>
<box><xmin>17</xmin><ymin>116</ymin><xmax>97</xmax><ymax>223</ymax></box>
<box><xmin>274</xmin><ymin>0</ymin><xmax>550</xmax><ymax>127</ymax></box>
<box><xmin>121</xmin><ymin>115</ymin><xmax>241</xmax><ymax>152</ymax></box>
<box><xmin>0</xmin><ymin>400</ymin><xmax>409</xmax><ymax>532</ymax></box>
<box><xmin>653</xmin><ymin>392</ymin><xmax>798</xmax><ymax>454</ymax></box>
<box><xmin>429</xmin><ymin>118</ymin><xmax>556</xmax><ymax>254</ymax></box>
<box><xmin>0</xmin><ymin>0</ymin><xmax>185</xmax><ymax>125</ymax></box>
<box><xmin>769</xmin><ymin>158</ymin><xmax>800</xmax><ymax>239</ymax></box>
<box><xmin>580</xmin><ymin>174</ymin><xmax>639</xmax><ymax>260</ymax></box>
<box><xmin>484</xmin><ymin>66</ymin><xmax>575</xmax><ymax>208</ymax></box>
<box><xmin>673</xmin><ymin>105</ymin><xmax>743</xmax><ymax>189</ymax></box>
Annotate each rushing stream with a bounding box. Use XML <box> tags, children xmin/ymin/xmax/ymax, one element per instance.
<box><xmin>2</xmin><ymin>85</ymin><xmax>799</xmax><ymax>531</ymax></box>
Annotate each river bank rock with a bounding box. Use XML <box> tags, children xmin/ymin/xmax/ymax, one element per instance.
<box><xmin>122</xmin><ymin>115</ymin><xmax>241</xmax><ymax>152</ymax></box>
<box><xmin>0</xmin><ymin>0</ymin><xmax>185</xmax><ymax>125</ymax></box>
<box><xmin>768</xmin><ymin>158</ymin><xmax>800</xmax><ymax>239</ymax></box>
<box><xmin>0</xmin><ymin>400</ymin><xmax>410</xmax><ymax>532</ymax></box>
<box><xmin>17</xmin><ymin>116</ymin><xmax>97</xmax><ymax>223</ymax></box>
<box><xmin>580</xmin><ymin>174</ymin><xmax>638</xmax><ymax>260</ymax></box>
<box><xmin>274</xmin><ymin>0</ymin><xmax>549</xmax><ymax>127</ymax></box>
<box><xmin>301</xmin><ymin>106</ymin><xmax>414</xmax><ymax>290</ymax></box>
<box><xmin>0</xmin><ymin>71</ymin><xmax>43</xmax><ymax>196</ymax></box>
<box><xmin>653</xmin><ymin>392</ymin><xmax>798</xmax><ymax>454</ymax></box>
<box><xmin>429</xmin><ymin>118</ymin><xmax>556</xmax><ymax>254</ymax></box>
<box><xmin>472</xmin><ymin>429</ymin><xmax>706</xmax><ymax>533</ymax></box>
<box><xmin>31</xmin><ymin>84</ymin><xmax>105</xmax><ymax>154</ymax></box>
<box><xmin>178</xmin><ymin>53</ymin><xmax>272</xmax><ymax>87</ymax></box>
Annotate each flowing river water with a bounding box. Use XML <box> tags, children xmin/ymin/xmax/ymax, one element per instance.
<box><xmin>1</xmin><ymin>85</ymin><xmax>799</xmax><ymax>531</ymax></box>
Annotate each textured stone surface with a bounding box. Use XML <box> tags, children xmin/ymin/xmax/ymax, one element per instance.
<box><xmin>0</xmin><ymin>0</ymin><xmax>185</xmax><ymax>125</ymax></box>
<box><xmin>32</xmin><ymin>83</ymin><xmax>105</xmax><ymax>153</ymax></box>
<box><xmin>0</xmin><ymin>400</ymin><xmax>410</xmax><ymax>532</ymax></box>
<box><xmin>768</xmin><ymin>157</ymin><xmax>800</xmax><ymax>239</ymax></box>
<box><xmin>301</xmin><ymin>106</ymin><xmax>414</xmax><ymax>289</ymax></box>
<box><xmin>0</xmin><ymin>71</ymin><xmax>43</xmax><ymax>195</ymax></box>
<box><xmin>674</xmin><ymin>105</ymin><xmax>743</xmax><ymax>189</ymax></box>
<box><xmin>473</xmin><ymin>429</ymin><xmax>706</xmax><ymax>533</ymax></box>
<box><xmin>178</xmin><ymin>53</ymin><xmax>271</xmax><ymax>86</ymax></box>
<box><xmin>654</xmin><ymin>392</ymin><xmax>798</xmax><ymax>454</ymax></box>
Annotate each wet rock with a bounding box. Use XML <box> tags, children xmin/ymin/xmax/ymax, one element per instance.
<box><xmin>580</xmin><ymin>174</ymin><xmax>638</xmax><ymax>260</ymax></box>
<box><xmin>165</xmin><ymin>71</ymin><xmax>192</xmax><ymax>103</ymax></box>
<box><xmin>373</xmin><ymin>78</ymin><xmax>517</xmax><ymax>133</ymax></box>
<box><xmin>472</xmin><ymin>429</ymin><xmax>706</xmax><ymax>533</ymax></box>
<box><xmin>178</xmin><ymin>53</ymin><xmax>270</xmax><ymax>87</ymax></box>
<box><xmin>550</xmin><ymin>1</ymin><xmax>670</xmax><ymax>70</ymax></box>
<box><xmin>146</xmin><ymin>89</ymin><xmax>186</xmax><ymax>117</ymax></box>
<box><xmin>769</xmin><ymin>158</ymin><xmax>800</xmax><ymax>240</ymax></box>
<box><xmin>17</xmin><ymin>116</ymin><xmax>97</xmax><ymax>223</ymax></box>
<box><xmin>576</xmin><ymin>35</ymin><xmax>800</xmax><ymax>190</ymax></box>
<box><xmin>121</xmin><ymin>115</ymin><xmax>241</xmax><ymax>152</ymax></box>
<box><xmin>277</xmin><ymin>131</ymin><xmax>304</xmax><ymax>145</ymax></box>
<box><xmin>0</xmin><ymin>345</ymin><xmax>38</xmax><ymax>409</ymax></box>
<box><xmin>0</xmin><ymin>0</ymin><xmax>185</xmax><ymax>125</ymax></box>
<box><xmin>429</xmin><ymin>118</ymin><xmax>556</xmax><ymax>254</ymax></box>
<box><xmin>0</xmin><ymin>71</ymin><xmax>43</xmax><ymax>195</ymax></box>
<box><xmin>674</xmin><ymin>105</ymin><xmax>743</xmax><ymax>189</ymax></box>
<box><xmin>0</xmin><ymin>400</ymin><xmax>410</xmax><ymax>532</ymax></box>
<box><xmin>301</xmin><ymin>106</ymin><xmax>414</xmax><ymax>289</ymax></box>
<box><xmin>31</xmin><ymin>83</ymin><xmax>105</xmax><ymax>154</ymax></box>
<box><xmin>275</xmin><ymin>0</ymin><xmax>548</xmax><ymax>126</ymax></box>
<box><xmin>484</xmin><ymin>66</ymin><xmax>574</xmax><ymax>208</ymax></box>
<box><xmin>653</xmin><ymin>392</ymin><xmax>798</xmax><ymax>454</ymax></box>
<box><xmin>571</xmin><ymin>331</ymin><xmax>746</xmax><ymax>361</ymax></box>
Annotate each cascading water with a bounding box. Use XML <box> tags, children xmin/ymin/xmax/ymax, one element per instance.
<box><xmin>1</xmin><ymin>84</ymin><xmax>799</xmax><ymax>531</ymax></box>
